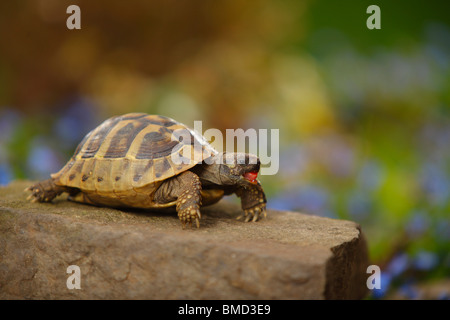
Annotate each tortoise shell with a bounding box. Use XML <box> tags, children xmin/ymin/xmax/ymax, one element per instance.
<box><xmin>51</xmin><ymin>113</ymin><xmax>218</xmax><ymax>206</ymax></box>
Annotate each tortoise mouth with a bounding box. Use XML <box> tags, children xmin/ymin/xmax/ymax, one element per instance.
<box><xmin>243</xmin><ymin>171</ymin><xmax>258</xmax><ymax>183</ymax></box>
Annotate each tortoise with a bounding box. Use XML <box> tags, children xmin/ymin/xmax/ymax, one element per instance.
<box><xmin>26</xmin><ymin>113</ymin><xmax>267</xmax><ymax>228</ymax></box>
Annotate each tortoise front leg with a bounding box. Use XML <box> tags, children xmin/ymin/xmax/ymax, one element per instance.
<box><xmin>235</xmin><ymin>180</ymin><xmax>267</xmax><ymax>222</ymax></box>
<box><xmin>176</xmin><ymin>171</ymin><xmax>202</xmax><ymax>228</ymax></box>
<box><xmin>155</xmin><ymin>171</ymin><xmax>202</xmax><ymax>228</ymax></box>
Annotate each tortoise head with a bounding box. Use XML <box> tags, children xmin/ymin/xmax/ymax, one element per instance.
<box><xmin>219</xmin><ymin>152</ymin><xmax>261</xmax><ymax>186</ymax></box>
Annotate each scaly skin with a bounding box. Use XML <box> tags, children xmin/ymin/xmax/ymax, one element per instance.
<box><xmin>25</xmin><ymin>178</ymin><xmax>77</xmax><ymax>203</ymax></box>
<box><xmin>235</xmin><ymin>180</ymin><xmax>267</xmax><ymax>222</ymax></box>
<box><xmin>175</xmin><ymin>171</ymin><xmax>202</xmax><ymax>228</ymax></box>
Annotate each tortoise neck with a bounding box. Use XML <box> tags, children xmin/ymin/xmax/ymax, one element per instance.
<box><xmin>190</xmin><ymin>163</ymin><xmax>223</xmax><ymax>187</ymax></box>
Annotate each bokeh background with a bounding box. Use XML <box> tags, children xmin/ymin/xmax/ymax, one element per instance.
<box><xmin>0</xmin><ymin>0</ymin><xmax>449</xmax><ymax>299</ymax></box>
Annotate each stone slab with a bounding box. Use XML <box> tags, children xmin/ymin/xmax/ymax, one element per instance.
<box><xmin>0</xmin><ymin>180</ymin><xmax>369</xmax><ymax>299</ymax></box>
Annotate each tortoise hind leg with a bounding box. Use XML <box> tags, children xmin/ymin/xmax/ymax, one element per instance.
<box><xmin>26</xmin><ymin>178</ymin><xmax>78</xmax><ymax>203</ymax></box>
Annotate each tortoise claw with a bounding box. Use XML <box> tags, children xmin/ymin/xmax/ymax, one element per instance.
<box><xmin>241</xmin><ymin>204</ymin><xmax>267</xmax><ymax>223</ymax></box>
<box><xmin>244</xmin><ymin>209</ymin><xmax>254</xmax><ymax>222</ymax></box>
<box><xmin>252</xmin><ymin>207</ymin><xmax>261</xmax><ymax>222</ymax></box>
<box><xmin>25</xmin><ymin>180</ymin><xmax>62</xmax><ymax>203</ymax></box>
<box><xmin>178</xmin><ymin>208</ymin><xmax>201</xmax><ymax>229</ymax></box>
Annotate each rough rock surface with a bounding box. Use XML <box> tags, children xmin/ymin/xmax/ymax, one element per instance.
<box><xmin>0</xmin><ymin>181</ymin><xmax>369</xmax><ymax>299</ymax></box>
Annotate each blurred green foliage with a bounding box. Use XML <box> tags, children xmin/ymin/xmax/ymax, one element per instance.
<box><xmin>0</xmin><ymin>0</ymin><xmax>449</xmax><ymax>299</ymax></box>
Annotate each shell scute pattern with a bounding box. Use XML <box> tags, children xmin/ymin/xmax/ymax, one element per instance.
<box><xmin>53</xmin><ymin>114</ymin><xmax>217</xmax><ymax>193</ymax></box>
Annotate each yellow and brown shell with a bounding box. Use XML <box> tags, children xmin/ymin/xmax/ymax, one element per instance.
<box><xmin>51</xmin><ymin>113</ymin><xmax>217</xmax><ymax>206</ymax></box>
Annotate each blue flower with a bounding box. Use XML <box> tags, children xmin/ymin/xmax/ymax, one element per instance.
<box><xmin>437</xmin><ymin>291</ymin><xmax>450</xmax><ymax>300</ymax></box>
<box><xmin>26</xmin><ymin>138</ymin><xmax>63</xmax><ymax>179</ymax></box>
<box><xmin>406</xmin><ymin>210</ymin><xmax>430</xmax><ymax>238</ymax></box>
<box><xmin>53</xmin><ymin>97</ymin><xmax>99</xmax><ymax>148</ymax></box>
<box><xmin>371</xmin><ymin>272</ymin><xmax>392</xmax><ymax>299</ymax></box>
<box><xmin>436</xmin><ymin>220</ymin><xmax>450</xmax><ymax>241</ymax></box>
<box><xmin>347</xmin><ymin>191</ymin><xmax>372</xmax><ymax>220</ymax></box>
<box><xmin>0</xmin><ymin>108</ymin><xmax>22</xmax><ymax>143</ymax></box>
<box><xmin>412</xmin><ymin>251</ymin><xmax>438</xmax><ymax>271</ymax></box>
<box><xmin>268</xmin><ymin>185</ymin><xmax>331</xmax><ymax>216</ymax></box>
<box><xmin>398</xmin><ymin>283</ymin><xmax>420</xmax><ymax>299</ymax></box>
<box><xmin>0</xmin><ymin>163</ymin><xmax>13</xmax><ymax>185</ymax></box>
<box><xmin>387</xmin><ymin>253</ymin><xmax>410</xmax><ymax>277</ymax></box>
<box><xmin>357</xmin><ymin>160</ymin><xmax>383</xmax><ymax>191</ymax></box>
<box><xmin>420</xmin><ymin>163</ymin><xmax>450</xmax><ymax>207</ymax></box>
